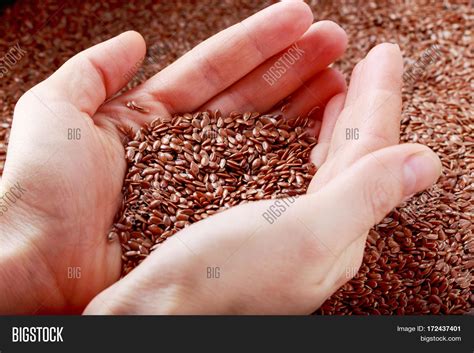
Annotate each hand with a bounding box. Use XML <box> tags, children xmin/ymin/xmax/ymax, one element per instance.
<box><xmin>84</xmin><ymin>43</ymin><xmax>442</xmax><ymax>315</ymax></box>
<box><xmin>0</xmin><ymin>2</ymin><xmax>347</xmax><ymax>313</ymax></box>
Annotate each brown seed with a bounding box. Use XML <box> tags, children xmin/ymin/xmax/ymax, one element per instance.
<box><xmin>251</xmin><ymin>158</ymin><xmax>261</xmax><ymax>169</ymax></box>
<box><xmin>148</xmin><ymin>224</ymin><xmax>163</xmax><ymax>235</ymax></box>
<box><xmin>149</xmin><ymin>200</ymin><xmax>161</xmax><ymax>209</ymax></box>
<box><xmin>115</xmin><ymin>111</ymin><xmax>319</xmax><ymax>272</ymax></box>
<box><xmin>107</xmin><ymin>231</ymin><xmax>118</xmax><ymax>242</ymax></box>
<box><xmin>126</xmin><ymin>101</ymin><xmax>150</xmax><ymax>114</ymax></box>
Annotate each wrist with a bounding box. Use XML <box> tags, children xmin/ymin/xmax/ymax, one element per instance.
<box><xmin>0</xmin><ymin>217</ymin><xmax>40</xmax><ymax>313</ymax></box>
<box><xmin>0</xmin><ymin>182</ymin><xmax>64</xmax><ymax>313</ymax></box>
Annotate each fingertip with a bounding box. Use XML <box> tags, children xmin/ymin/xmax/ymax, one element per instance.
<box><xmin>117</xmin><ymin>30</ymin><xmax>147</xmax><ymax>58</ymax></box>
<box><xmin>258</xmin><ymin>1</ymin><xmax>313</xmax><ymax>35</ymax></box>
<box><xmin>367</xmin><ymin>42</ymin><xmax>401</xmax><ymax>56</ymax></box>
<box><xmin>313</xmin><ymin>20</ymin><xmax>348</xmax><ymax>53</ymax></box>
<box><xmin>121</xmin><ymin>30</ymin><xmax>146</xmax><ymax>47</ymax></box>
<box><xmin>357</xmin><ymin>42</ymin><xmax>403</xmax><ymax>101</ymax></box>
<box><xmin>366</xmin><ymin>43</ymin><xmax>403</xmax><ymax>71</ymax></box>
<box><xmin>402</xmin><ymin>144</ymin><xmax>442</xmax><ymax>196</ymax></box>
<box><xmin>276</xmin><ymin>0</ymin><xmax>314</xmax><ymax>26</ymax></box>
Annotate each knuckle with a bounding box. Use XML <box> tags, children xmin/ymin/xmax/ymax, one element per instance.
<box><xmin>198</xmin><ymin>51</ymin><xmax>225</xmax><ymax>90</ymax></box>
<box><xmin>297</xmin><ymin>229</ymin><xmax>331</xmax><ymax>263</ymax></box>
<box><xmin>363</xmin><ymin>177</ymin><xmax>397</xmax><ymax>224</ymax></box>
<box><xmin>332</xmin><ymin>238</ymin><xmax>366</xmax><ymax>290</ymax></box>
<box><xmin>338</xmin><ymin>254</ymin><xmax>363</xmax><ymax>287</ymax></box>
<box><xmin>14</xmin><ymin>89</ymin><xmax>35</xmax><ymax>113</ymax></box>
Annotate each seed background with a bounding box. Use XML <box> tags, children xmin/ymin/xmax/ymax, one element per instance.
<box><xmin>0</xmin><ymin>0</ymin><xmax>472</xmax><ymax>315</ymax></box>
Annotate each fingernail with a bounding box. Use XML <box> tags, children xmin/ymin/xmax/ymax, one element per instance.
<box><xmin>403</xmin><ymin>151</ymin><xmax>441</xmax><ymax>196</ymax></box>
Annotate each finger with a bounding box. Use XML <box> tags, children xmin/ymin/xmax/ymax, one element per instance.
<box><xmin>124</xmin><ymin>1</ymin><xmax>313</xmax><ymax>114</ymax></box>
<box><xmin>328</xmin><ymin>43</ymin><xmax>403</xmax><ymax>163</ymax></box>
<box><xmin>343</xmin><ymin>59</ymin><xmax>365</xmax><ymax>107</ymax></box>
<box><xmin>203</xmin><ymin>21</ymin><xmax>347</xmax><ymax>114</ymax></box>
<box><xmin>34</xmin><ymin>31</ymin><xmax>146</xmax><ymax>117</ymax></box>
<box><xmin>278</xmin><ymin>68</ymin><xmax>346</xmax><ymax>121</ymax></box>
<box><xmin>309</xmin><ymin>92</ymin><xmax>346</xmax><ymax>172</ymax></box>
<box><xmin>296</xmin><ymin>143</ymin><xmax>441</xmax><ymax>256</ymax></box>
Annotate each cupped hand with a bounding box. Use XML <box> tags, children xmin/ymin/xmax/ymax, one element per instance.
<box><xmin>0</xmin><ymin>2</ymin><xmax>347</xmax><ymax>313</ymax></box>
<box><xmin>84</xmin><ymin>43</ymin><xmax>442</xmax><ymax>315</ymax></box>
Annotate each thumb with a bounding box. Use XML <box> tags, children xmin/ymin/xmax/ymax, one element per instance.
<box><xmin>297</xmin><ymin>143</ymin><xmax>442</xmax><ymax>256</ymax></box>
<box><xmin>34</xmin><ymin>31</ymin><xmax>146</xmax><ymax>116</ymax></box>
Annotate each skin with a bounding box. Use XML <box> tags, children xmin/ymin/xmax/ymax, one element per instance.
<box><xmin>0</xmin><ymin>2</ymin><xmax>441</xmax><ymax>314</ymax></box>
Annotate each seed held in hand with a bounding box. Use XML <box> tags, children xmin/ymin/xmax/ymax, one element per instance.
<box><xmin>113</xmin><ymin>111</ymin><xmax>317</xmax><ymax>275</ymax></box>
